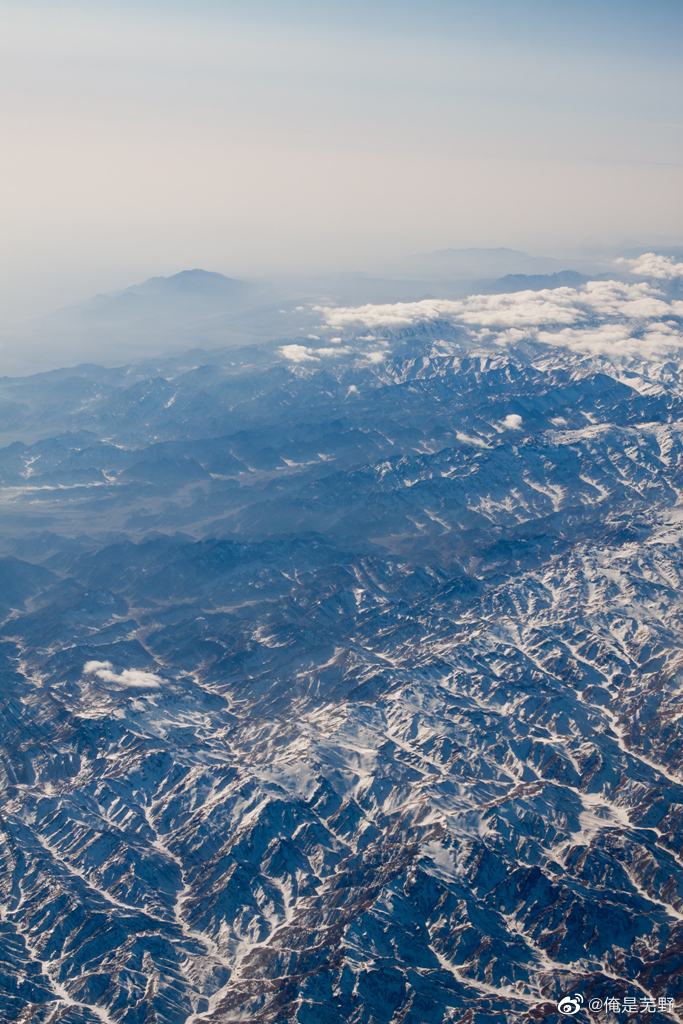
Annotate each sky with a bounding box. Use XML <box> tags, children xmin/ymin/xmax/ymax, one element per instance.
<box><xmin>1</xmin><ymin>0</ymin><xmax>682</xmax><ymax>319</ymax></box>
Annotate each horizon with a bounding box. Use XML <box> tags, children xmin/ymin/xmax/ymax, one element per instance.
<box><xmin>2</xmin><ymin>238</ymin><xmax>680</xmax><ymax>319</ymax></box>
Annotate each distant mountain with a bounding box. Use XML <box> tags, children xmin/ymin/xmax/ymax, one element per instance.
<box><xmin>0</xmin><ymin>270</ymin><xmax>287</xmax><ymax>374</ymax></box>
<box><xmin>618</xmin><ymin>244</ymin><xmax>683</xmax><ymax>260</ymax></box>
<box><xmin>403</xmin><ymin>246</ymin><xmax>595</xmax><ymax>278</ymax></box>
<box><xmin>48</xmin><ymin>268</ymin><xmax>259</xmax><ymax>325</ymax></box>
<box><xmin>478</xmin><ymin>269</ymin><xmax>589</xmax><ymax>293</ymax></box>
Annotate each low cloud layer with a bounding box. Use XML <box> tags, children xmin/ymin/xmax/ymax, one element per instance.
<box><xmin>83</xmin><ymin>660</ymin><xmax>162</xmax><ymax>689</ymax></box>
<box><xmin>308</xmin><ymin>258</ymin><xmax>683</xmax><ymax>361</ymax></box>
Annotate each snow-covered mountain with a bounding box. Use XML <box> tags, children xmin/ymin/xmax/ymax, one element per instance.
<box><xmin>1</xmin><ymin>258</ymin><xmax>683</xmax><ymax>1023</ymax></box>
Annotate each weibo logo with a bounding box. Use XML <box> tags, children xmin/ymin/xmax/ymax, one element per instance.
<box><xmin>557</xmin><ymin>993</ymin><xmax>584</xmax><ymax>1015</ymax></box>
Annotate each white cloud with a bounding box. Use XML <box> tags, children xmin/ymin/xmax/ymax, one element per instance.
<box><xmin>581</xmin><ymin>280</ymin><xmax>673</xmax><ymax>317</ymax></box>
<box><xmin>502</xmin><ymin>414</ymin><xmax>523</xmax><ymax>429</ymax></box>
<box><xmin>279</xmin><ymin>344</ymin><xmax>320</xmax><ymax>362</ymax></box>
<box><xmin>616</xmin><ymin>252</ymin><xmax>683</xmax><ymax>279</ymax></box>
<box><xmin>314</xmin><ymin>276</ymin><xmax>683</xmax><ymax>360</ymax></box>
<box><xmin>314</xmin><ymin>346</ymin><xmax>352</xmax><ymax>357</ymax></box>
<box><xmin>279</xmin><ymin>343</ymin><xmax>351</xmax><ymax>362</ymax></box>
<box><xmin>316</xmin><ymin>298</ymin><xmax>463</xmax><ymax>331</ymax></box>
<box><xmin>83</xmin><ymin>660</ymin><xmax>162</xmax><ymax>688</ymax></box>
<box><xmin>441</xmin><ymin>290</ymin><xmax>582</xmax><ymax>328</ymax></box>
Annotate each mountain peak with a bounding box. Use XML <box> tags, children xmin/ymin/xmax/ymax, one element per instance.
<box><xmin>131</xmin><ymin>268</ymin><xmax>249</xmax><ymax>296</ymax></box>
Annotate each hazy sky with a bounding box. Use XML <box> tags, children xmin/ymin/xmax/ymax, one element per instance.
<box><xmin>1</xmin><ymin>0</ymin><xmax>682</xmax><ymax>317</ymax></box>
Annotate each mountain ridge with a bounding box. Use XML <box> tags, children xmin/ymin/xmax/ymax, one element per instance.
<box><xmin>1</xmin><ymin>270</ymin><xmax>683</xmax><ymax>1021</ymax></box>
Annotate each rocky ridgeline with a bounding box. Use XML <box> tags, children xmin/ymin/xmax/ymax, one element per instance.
<box><xmin>0</xmin><ymin>341</ymin><xmax>682</xmax><ymax>1022</ymax></box>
